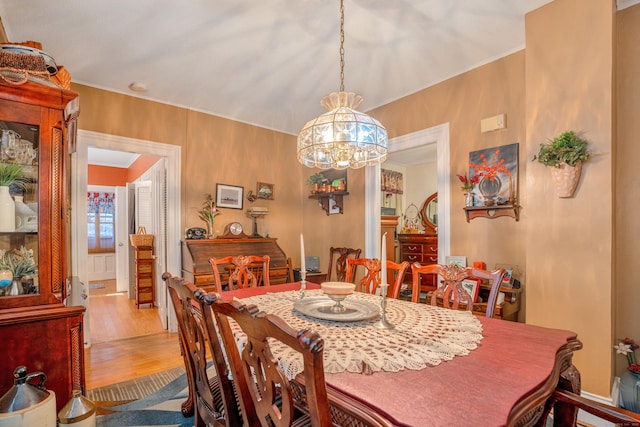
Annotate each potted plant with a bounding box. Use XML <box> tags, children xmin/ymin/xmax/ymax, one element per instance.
<box><xmin>306</xmin><ymin>173</ymin><xmax>327</xmax><ymax>194</ymax></box>
<box><xmin>0</xmin><ymin>163</ymin><xmax>27</xmax><ymax>232</ymax></box>
<box><xmin>533</xmin><ymin>130</ymin><xmax>591</xmax><ymax>198</ymax></box>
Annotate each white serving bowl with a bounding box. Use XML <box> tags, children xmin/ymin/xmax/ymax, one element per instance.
<box><xmin>321</xmin><ymin>281</ymin><xmax>355</xmax><ymax>295</ymax></box>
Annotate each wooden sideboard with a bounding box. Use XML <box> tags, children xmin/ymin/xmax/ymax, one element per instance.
<box><xmin>398</xmin><ymin>233</ymin><xmax>438</xmax><ymax>292</ymax></box>
<box><xmin>181</xmin><ymin>238</ymin><xmax>291</xmax><ymax>291</ymax></box>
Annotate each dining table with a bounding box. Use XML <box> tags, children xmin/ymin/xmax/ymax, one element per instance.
<box><xmin>221</xmin><ymin>282</ymin><xmax>582</xmax><ymax>427</ymax></box>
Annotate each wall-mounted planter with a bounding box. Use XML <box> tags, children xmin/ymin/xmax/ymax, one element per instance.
<box><xmin>533</xmin><ymin>130</ymin><xmax>590</xmax><ymax>199</ymax></box>
<box><xmin>549</xmin><ymin>161</ymin><xmax>582</xmax><ymax>198</ymax></box>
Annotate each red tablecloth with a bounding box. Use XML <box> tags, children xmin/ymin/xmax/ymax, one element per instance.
<box><xmin>222</xmin><ymin>282</ymin><xmax>578</xmax><ymax>427</ymax></box>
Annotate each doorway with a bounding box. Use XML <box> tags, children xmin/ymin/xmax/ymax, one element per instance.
<box><xmin>71</xmin><ymin>130</ymin><xmax>181</xmax><ymax>347</ymax></box>
<box><xmin>364</xmin><ymin>123</ymin><xmax>451</xmax><ymax>260</ymax></box>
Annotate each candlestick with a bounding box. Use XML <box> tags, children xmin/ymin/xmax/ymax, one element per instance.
<box><xmin>375</xmin><ymin>283</ymin><xmax>395</xmax><ymax>330</ymax></box>
<box><xmin>300</xmin><ymin>233</ymin><xmax>306</xmax><ymax>273</ymax></box>
<box><xmin>375</xmin><ymin>232</ymin><xmax>394</xmax><ymax>329</ymax></box>
<box><xmin>300</xmin><ymin>233</ymin><xmax>306</xmax><ymax>298</ymax></box>
<box><xmin>381</xmin><ymin>232</ymin><xmax>387</xmax><ymax>290</ymax></box>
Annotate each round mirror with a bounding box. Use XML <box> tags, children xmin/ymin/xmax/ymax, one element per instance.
<box><xmin>420</xmin><ymin>192</ymin><xmax>437</xmax><ymax>234</ymax></box>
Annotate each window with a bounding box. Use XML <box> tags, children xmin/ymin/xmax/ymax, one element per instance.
<box><xmin>87</xmin><ymin>192</ymin><xmax>115</xmax><ymax>253</ymax></box>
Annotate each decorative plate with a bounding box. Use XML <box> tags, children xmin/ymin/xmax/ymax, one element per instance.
<box><xmin>293</xmin><ymin>296</ymin><xmax>380</xmax><ymax>322</ymax></box>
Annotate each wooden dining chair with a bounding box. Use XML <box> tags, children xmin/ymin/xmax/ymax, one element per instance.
<box><xmin>204</xmin><ymin>295</ymin><xmax>397</xmax><ymax>427</ymax></box>
<box><xmin>410</xmin><ymin>263</ymin><xmax>505</xmax><ymax>318</ymax></box>
<box><xmin>547</xmin><ymin>388</ymin><xmax>640</xmax><ymax>425</ymax></box>
<box><xmin>163</xmin><ymin>272</ymin><xmax>242</xmax><ymax>427</ymax></box>
<box><xmin>345</xmin><ymin>257</ymin><xmax>410</xmax><ymax>298</ymax></box>
<box><xmin>209</xmin><ymin>297</ymin><xmax>332</xmax><ymax>427</ymax></box>
<box><xmin>326</xmin><ymin>246</ymin><xmax>361</xmax><ymax>282</ymax></box>
<box><xmin>209</xmin><ymin>254</ymin><xmax>270</xmax><ymax>293</ymax></box>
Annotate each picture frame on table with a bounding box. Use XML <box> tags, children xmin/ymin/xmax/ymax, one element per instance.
<box><xmin>256</xmin><ymin>182</ymin><xmax>274</xmax><ymax>200</ymax></box>
<box><xmin>445</xmin><ymin>256</ymin><xmax>467</xmax><ymax>267</ymax></box>
<box><xmin>216</xmin><ymin>184</ymin><xmax>244</xmax><ymax>209</ymax></box>
<box><xmin>461</xmin><ymin>278</ymin><xmax>482</xmax><ymax>303</ymax></box>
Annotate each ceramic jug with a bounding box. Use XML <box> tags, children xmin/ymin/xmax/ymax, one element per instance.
<box><xmin>57</xmin><ymin>390</ymin><xmax>96</xmax><ymax>427</ymax></box>
<box><xmin>0</xmin><ymin>366</ymin><xmax>56</xmax><ymax>427</ymax></box>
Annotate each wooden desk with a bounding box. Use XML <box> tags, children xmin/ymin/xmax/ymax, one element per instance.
<box><xmin>305</xmin><ymin>272</ymin><xmax>327</xmax><ymax>283</ymax></box>
<box><xmin>181</xmin><ymin>238</ymin><xmax>290</xmax><ymax>291</ymax></box>
<box><xmin>224</xmin><ymin>283</ymin><xmax>581</xmax><ymax>427</ymax></box>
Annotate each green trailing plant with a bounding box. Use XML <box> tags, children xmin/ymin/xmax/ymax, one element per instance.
<box><xmin>306</xmin><ymin>173</ymin><xmax>327</xmax><ymax>185</ymax></box>
<box><xmin>0</xmin><ymin>162</ymin><xmax>27</xmax><ymax>188</ymax></box>
<box><xmin>533</xmin><ymin>130</ymin><xmax>591</xmax><ymax>168</ymax></box>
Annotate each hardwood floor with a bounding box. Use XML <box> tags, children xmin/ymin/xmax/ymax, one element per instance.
<box><xmin>84</xmin><ymin>280</ymin><xmax>184</xmax><ymax>390</ymax></box>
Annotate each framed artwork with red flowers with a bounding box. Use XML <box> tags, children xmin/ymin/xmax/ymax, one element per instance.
<box><xmin>468</xmin><ymin>143</ymin><xmax>518</xmax><ymax>206</ymax></box>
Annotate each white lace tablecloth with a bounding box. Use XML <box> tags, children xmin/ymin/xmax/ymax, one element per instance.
<box><xmin>235</xmin><ymin>289</ymin><xmax>483</xmax><ymax>379</ymax></box>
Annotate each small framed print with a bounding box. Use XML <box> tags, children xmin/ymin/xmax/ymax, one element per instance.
<box><xmin>461</xmin><ymin>278</ymin><xmax>481</xmax><ymax>303</ymax></box>
<box><xmin>216</xmin><ymin>184</ymin><xmax>244</xmax><ymax>209</ymax></box>
<box><xmin>445</xmin><ymin>256</ymin><xmax>467</xmax><ymax>267</ymax></box>
<box><xmin>256</xmin><ymin>182</ymin><xmax>274</xmax><ymax>200</ymax></box>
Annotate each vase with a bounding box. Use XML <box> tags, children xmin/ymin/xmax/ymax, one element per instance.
<box><xmin>464</xmin><ymin>192</ymin><xmax>474</xmax><ymax>207</ymax></box>
<box><xmin>9</xmin><ymin>278</ymin><xmax>20</xmax><ymax>296</ymax></box>
<box><xmin>14</xmin><ymin>195</ymin><xmax>36</xmax><ymax>232</ymax></box>
<box><xmin>0</xmin><ymin>186</ymin><xmax>15</xmax><ymax>232</ymax></box>
<box><xmin>549</xmin><ymin>161</ymin><xmax>582</xmax><ymax>198</ymax></box>
<box><xmin>620</xmin><ymin>371</ymin><xmax>640</xmax><ymax>413</ymax></box>
<box><xmin>479</xmin><ymin>176</ymin><xmax>502</xmax><ymax>205</ymax></box>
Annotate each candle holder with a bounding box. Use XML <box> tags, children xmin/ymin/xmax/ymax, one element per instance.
<box><xmin>300</xmin><ymin>271</ymin><xmax>306</xmax><ymax>299</ymax></box>
<box><xmin>375</xmin><ymin>283</ymin><xmax>395</xmax><ymax>330</ymax></box>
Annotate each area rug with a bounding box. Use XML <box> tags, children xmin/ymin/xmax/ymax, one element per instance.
<box><xmin>90</xmin><ymin>366</ymin><xmax>195</xmax><ymax>427</ymax></box>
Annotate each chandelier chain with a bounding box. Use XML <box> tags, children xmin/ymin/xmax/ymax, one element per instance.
<box><xmin>339</xmin><ymin>0</ymin><xmax>345</xmax><ymax>92</ymax></box>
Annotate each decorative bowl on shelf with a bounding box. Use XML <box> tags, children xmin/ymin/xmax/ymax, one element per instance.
<box><xmin>320</xmin><ymin>282</ymin><xmax>355</xmax><ymax>313</ymax></box>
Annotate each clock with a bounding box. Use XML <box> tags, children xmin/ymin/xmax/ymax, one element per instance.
<box><xmin>220</xmin><ymin>221</ymin><xmax>248</xmax><ymax>239</ymax></box>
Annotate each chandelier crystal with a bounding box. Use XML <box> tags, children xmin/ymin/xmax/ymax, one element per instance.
<box><xmin>296</xmin><ymin>0</ymin><xmax>388</xmax><ymax>170</ymax></box>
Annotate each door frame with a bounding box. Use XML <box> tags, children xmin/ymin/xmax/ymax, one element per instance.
<box><xmin>71</xmin><ymin>130</ymin><xmax>181</xmax><ymax>345</ymax></box>
<box><xmin>365</xmin><ymin>123</ymin><xmax>450</xmax><ymax>260</ymax></box>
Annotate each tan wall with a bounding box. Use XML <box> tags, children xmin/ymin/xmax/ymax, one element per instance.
<box><xmin>370</xmin><ymin>52</ymin><xmax>527</xmax><ymax>306</ymax></box>
<box><xmin>525</xmin><ymin>0</ymin><xmax>615</xmax><ymax>395</ymax></box>
<box><xmin>72</xmin><ymin>84</ymin><xmax>366</xmax><ymax>270</ymax></box>
<box><xmin>616</xmin><ymin>5</ymin><xmax>640</xmax><ymax>378</ymax></box>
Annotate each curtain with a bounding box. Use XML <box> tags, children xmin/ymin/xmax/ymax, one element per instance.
<box><xmin>87</xmin><ymin>192</ymin><xmax>115</xmax><ymax>214</ymax></box>
<box><xmin>381</xmin><ymin>169</ymin><xmax>403</xmax><ymax>194</ymax></box>
<box><xmin>87</xmin><ymin>192</ymin><xmax>116</xmax><ymax>252</ymax></box>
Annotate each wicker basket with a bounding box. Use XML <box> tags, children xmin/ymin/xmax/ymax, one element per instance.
<box><xmin>130</xmin><ymin>226</ymin><xmax>154</xmax><ymax>247</ymax></box>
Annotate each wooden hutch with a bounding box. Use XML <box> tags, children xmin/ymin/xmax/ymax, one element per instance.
<box><xmin>0</xmin><ymin>75</ymin><xmax>84</xmax><ymax>411</ymax></box>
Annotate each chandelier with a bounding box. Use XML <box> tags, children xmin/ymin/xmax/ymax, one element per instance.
<box><xmin>296</xmin><ymin>0</ymin><xmax>388</xmax><ymax>170</ymax></box>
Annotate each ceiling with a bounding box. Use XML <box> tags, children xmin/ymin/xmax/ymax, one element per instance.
<box><xmin>0</xmin><ymin>0</ymin><xmax>555</xmax><ymax>142</ymax></box>
<box><xmin>87</xmin><ymin>147</ymin><xmax>140</xmax><ymax>168</ymax></box>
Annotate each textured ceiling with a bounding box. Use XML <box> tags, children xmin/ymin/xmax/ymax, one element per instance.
<box><xmin>0</xmin><ymin>0</ymin><xmax>554</xmax><ymax>138</ymax></box>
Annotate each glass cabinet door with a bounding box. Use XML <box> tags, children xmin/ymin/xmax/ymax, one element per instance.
<box><xmin>0</xmin><ymin>121</ymin><xmax>39</xmax><ymax>297</ymax></box>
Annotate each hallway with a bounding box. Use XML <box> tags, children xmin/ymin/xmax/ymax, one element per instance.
<box><xmin>85</xmin><ymin>280</ymin><xmax>183</xmax><ymax>389</ymax></box>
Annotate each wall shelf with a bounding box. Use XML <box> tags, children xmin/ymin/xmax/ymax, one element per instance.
<box><xmin>463</xmin><ymin>204</ymin><xmax>520</xmax><ymax>222</ymax></box>
<box><xmin>309</xmin><ymin>191</ymin><xmax>349</xmax><ymax>215</ymax></box>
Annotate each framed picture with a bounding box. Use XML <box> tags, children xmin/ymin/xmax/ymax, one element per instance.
<box><xmin>445</xmin><ymin>256</ymin><xmax>467</xmax><ymax>267</ymax></box>
<box><xmin>469</xmin><ymin>142</ymin><xmax>519</xmax><ymax>206</ymax></box>
<box><xmin>461</xmin><ymin>278</ymin><xmax>481</xmax><ymax>303</ymax></box>
<box><xmin>216</xmin><ymin>184</ymin><xmax>244</xmax><ymax>209</ymax></box>
<box><xmin>256</xmin><ymin>182</ymin><xmax>274</xmax><ymax>200</ymax></box>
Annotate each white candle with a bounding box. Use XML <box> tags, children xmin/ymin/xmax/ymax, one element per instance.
<box><xmin>300</xmin><ymin>234</ymin><xmax>306</xmax><ymax>273</ymax></box>
<box><xmin>381</xmin><ymin>232</ymin><xmax>387</xmax><ymax>287</ymax></box>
